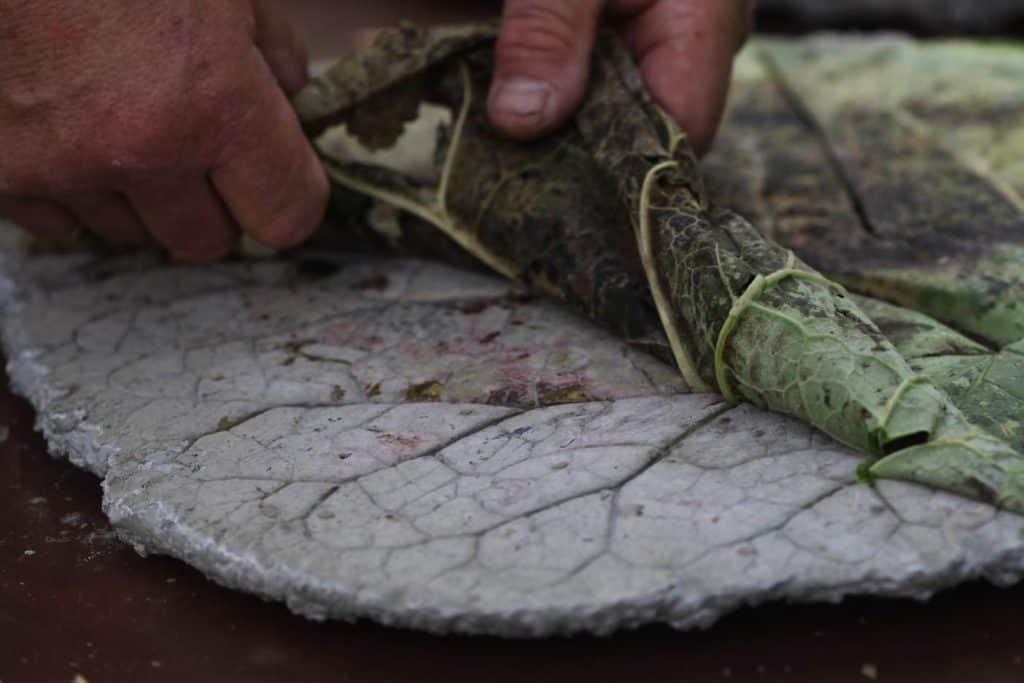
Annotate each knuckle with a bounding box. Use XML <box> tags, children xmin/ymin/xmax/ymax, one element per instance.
<box><xmin>81</xmin><ymin>80</ymin><xmax>241</xmax><ymax>181</ymax></box>
<box><xmin>87</xmin><ymin>121</ymin><xmax>172</xmax><ymax>174</ymax></box>
<box><xmin>498</xmin><ymin>1</ymin><xmax>593</xmax><ymax>66</ymax></box>
<box><xmin>74</xmin><ymin>114</ymin><xmax>179</xmax><ymax>183</ymax></box>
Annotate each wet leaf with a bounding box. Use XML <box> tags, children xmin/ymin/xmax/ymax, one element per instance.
<box><xmin>707</xmin><ymin>38</ymin><xmax>1024</xmax><ymax>503</ymax></box>
<box><xmin>294</xmin><ymin>25</ymin><xmax>1024</xmax><ymax>512</ymax></box>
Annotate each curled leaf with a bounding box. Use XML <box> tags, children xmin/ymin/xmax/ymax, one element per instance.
<box><xmin>294</xmin><ymin>25</ymin><xmax>1024</xmax><ymax>512</ymax></box>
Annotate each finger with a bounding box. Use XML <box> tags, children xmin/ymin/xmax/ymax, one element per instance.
<box><xmin>489</xmin><ymin>0</ymin><xmax>605</xmax><ymax>139</ymax></box>
<box><xmin>251</xmin><ymin>0</ymin><xmax>310</xmax><ymax>96</ymax></box>
<box><xmin>210</xmin><ymin>49</ymin><xmax>328</xmax><ymax>250</ymax></box>
<box><xmin>0</xmin><ymin>196</ymin><xmax>79</xmax><ymax>245</ymax></box>
<box><xmin>67</xmin><ymin>192</ymin><xmax>150</xmax><ymax>247</ymax></box>
<box><xmin>129</xmin><ymin>178</ymin><xmax>239</xmax><ymax>263</ymax></box>
<box><xmin>622</xmin><ymin>0</ymin><xmax>752</xmax><ymax>156</ymax></box>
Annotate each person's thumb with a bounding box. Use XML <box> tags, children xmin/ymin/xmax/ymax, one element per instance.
<box><xmin>488</xmin><ymin>0</ymin><xmax>604</xmax><ymax>140</ymax></box>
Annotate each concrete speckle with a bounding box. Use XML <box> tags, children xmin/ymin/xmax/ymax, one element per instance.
<box><xmin>4</xmin><ymin>224</ymin><xmax>1024</xmax><ymax>637</ymax></box>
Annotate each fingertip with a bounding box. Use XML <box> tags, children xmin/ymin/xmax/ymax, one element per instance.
<box><xmin>673</xmin><ymin>106</ymin><xmax>722</xmax><ymax>158</ymax></box>
<box><xmin>274</xmin><ymin>144</ymin><xmax>329</xmax><ymax>248</ymax></box>
<box><xmin>246</xmin><ymin>147</ymin><xmax>328</xmax><ymax>250</ymax></box>
<box><xmin>487</xmin><ymin>77</ymin><xmax>559</xmax><ymax>140</ymax></box>
<box><xmin>639</xmin><ymin>43</ymin><xmax>734</xmax><ymax>158</ymax></box>
<box><xmin>251</xmin><ymin>199</ymin><xmax>327</xmax><ymax>250</ymax></box>
<box><xmin>211</xmin><ymin>52</ymin><xmax>329</xmax><ymax>251</ymax></box>
<box><xmin>129</xmin><ymin>178</ymin><xmax>241</xmax><ymax>264</ymax></box>
<box><xmin>488</xmin><ymin>0</ymin><xmax>600</xmax><ymax>140</ymax></box>
<box><xmin>624</xmin><ymin>0</ymin><xmax>746</xmax><ymax>157</ymax></box>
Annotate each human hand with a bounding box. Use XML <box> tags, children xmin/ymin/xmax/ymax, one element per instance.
<box><xmin>0</xmin><ymin>0</ymin><xmax>328</xmax><ymax>261</ymax></box>
<box><xmin>487</xmin><ymin>0</ymin><xmax>753</xmax><ymax>155</ymax></box>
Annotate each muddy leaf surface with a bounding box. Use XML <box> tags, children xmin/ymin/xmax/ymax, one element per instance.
<box><xmin>301</xmin><ymin>25</ymin><xmax>1024</xmax><ymax>511</ymax></box>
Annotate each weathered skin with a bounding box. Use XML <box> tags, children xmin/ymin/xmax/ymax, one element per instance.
<box><xmin>293</xmin><ymin>24</ymin><xmax>1024</xmax><ymax>511</ymax></box>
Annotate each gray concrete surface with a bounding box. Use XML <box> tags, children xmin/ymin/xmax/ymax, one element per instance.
<box><xmin>3</xmin><ymin>226</ymin><xmax>1024</xmax><ymax>636</ymax></box>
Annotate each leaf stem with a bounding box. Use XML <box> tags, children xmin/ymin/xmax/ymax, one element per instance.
<box><xmin>637</xmin><ymin>160</ymin><xmax>711</xmax><ymax>392</ymax></box>
<box><xmin>714</xmin><ymin>266</ymin><xmax>849</xmax><ymax>403</ymax></box>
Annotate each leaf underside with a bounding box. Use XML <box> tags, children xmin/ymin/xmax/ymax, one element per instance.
<box><xmin>294</xmin><ymin>26</ymin><xmax>1024</xmax><ymax>513</ymax></box>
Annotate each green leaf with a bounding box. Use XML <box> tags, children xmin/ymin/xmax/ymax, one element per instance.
<box><xmin>756</xmin><ymin>39</ymin><xmax>1024</xmax><ymax>348</ymax></box>
<box><xmin>706</xmin><ymin>38</ymin><xmax>1024</xmax><ymax>507</ymax></box>
<box><xmin>294</xmin><ymin>25</ymin><xmax>1024</xmax><ymax>513</ymax></box>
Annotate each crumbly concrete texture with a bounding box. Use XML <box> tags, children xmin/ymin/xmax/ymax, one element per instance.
<box><xmin>3</xmin><ymin>225</ymin><xmax>1024</xmax><ymax>637</ymax></box>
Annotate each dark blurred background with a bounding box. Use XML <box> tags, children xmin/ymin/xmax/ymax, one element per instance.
<box><xmin>756</xmin><ymin>0</ymin><xmax>1024</xmax><ymax>36</ymax></box>
<box><xmin>278</xmin><ymin>0</ymin><xmax>1024</xmax><ymax>60</ymax></box>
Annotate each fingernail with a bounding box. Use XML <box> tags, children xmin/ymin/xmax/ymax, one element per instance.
<box><xmin>490</xmin><ymin>77</ymin><xmax>551</xmax><ymax>121</ymax></box>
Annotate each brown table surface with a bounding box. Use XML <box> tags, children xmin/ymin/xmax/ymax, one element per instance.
<box><xmin>3</xmin><ymin>364</ymin><xmax>1024</xmax><ymax>683</ymax></box>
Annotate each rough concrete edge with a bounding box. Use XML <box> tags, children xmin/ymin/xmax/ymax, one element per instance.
<box><xmin>5</xmin><ymin>251</ymin><xmax>1024</xmax><ymax>637</ymax></box>
<box><xmin>102</xmin><ymin>476</ymin><xmax>1024</xmax><ymax>638</ymax></box>
<box><xmin>0</xmin><ymin>253</ymin><xmax>119</xmax><ymax>477</ymax></box>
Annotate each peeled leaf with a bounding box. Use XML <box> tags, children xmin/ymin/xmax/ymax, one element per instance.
<box><xmin>844</xmin><ymin>295</ymin><xmax>1024</xmax><ymax>454</ymax></box>
<box><xmin>303</xmin><ymin>25</ymin><xmax>675</xmax><ymax>368</ymax></box>
<box><xmin>294</xmin><ymin>25</ymin><xmax>1024</xmax><ymax>512</ymax></box>
<box><xmin>705</xmin><ymin>38</ymin><xmax>1024</xmax><ymax>503</ymax></box>
<box><xmin>853</xmin><ymin>296</ymin><xmax>988</xmax><ymax>359</ymax></box>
